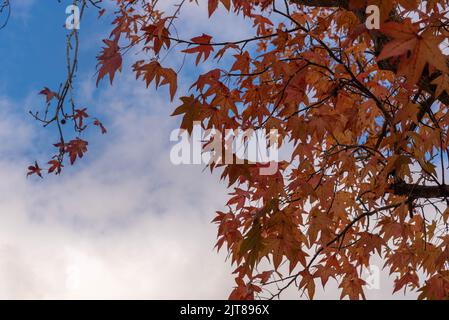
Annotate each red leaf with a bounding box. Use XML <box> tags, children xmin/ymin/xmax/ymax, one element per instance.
<box><xmin>393</xmin><ymin>272</ymin><xmax>420</xmax><ymax>293</ymax></box>
<box><xmin>208</xmin><ymin>0</ymin><xmax>218</xmax><ymax>16</ymax></box>
<box><xmin>39</xmin><ymin>87</ymin><xmax>58</xmax><ymax>103</ymax></box>
<box><xmin>27</xmin><ymin>161</ymin><xmax>43</xmax><ymax>178</ymax></box>
<box><xmin>133</xmin><ymin>61</ymin><xmax>178</xmax><ymax>101</ymax></box>
<box><xmin>94</xmin><ymin>118</ymin><xmax>107</xmax><ymax>134</ymax></box>
<box><xmin>96</xmin><ymin>39</ymin><xmax>122</xmax><ymax>86</ymax></box>
<box><xmin>182</xmin><ymin>34</ymin><xmax>214</xmax><ymax>65</ymax></box>
<box><xmin>98</xmin><ymin>8</ymin><xmax>106</xmax><ymax>18</ymax></box>
<box><xmin>66</xmin><ymin>138</ymin><xmax>88</xmax><ymax>165</ymax></box>
<box><xmin>48</xmin><ymin>160</ymin><xmax>63</xmax><ymax>174</ymax></box>
<box><xmin>74</xmin><ymin>108</ymin><xmax>89</xmax><ymax>128</ymax></box>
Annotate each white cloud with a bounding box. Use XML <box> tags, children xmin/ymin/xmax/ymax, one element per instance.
<box><xmin>0</xmin><ymin>75</ymin><xmax>235</xmax><ymax>299</ymax></box>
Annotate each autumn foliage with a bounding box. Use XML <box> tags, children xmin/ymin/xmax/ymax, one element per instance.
<box><xmin>27</xmin><ymin>0</ymin><xmax>449</xmax><ymax>299</ymax></box>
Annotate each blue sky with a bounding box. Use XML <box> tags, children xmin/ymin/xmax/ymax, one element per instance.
<box><xmin>1</xmin><ymin>1</ymin><xmax>98</xmax><ymax>98</ymax></box>
<box><xmin>0</xmin><ymin>0</ymin><xmax>112</xmax><ymax>164</ymax></box>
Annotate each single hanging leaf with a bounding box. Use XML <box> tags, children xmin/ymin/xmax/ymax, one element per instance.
<box><xmin>27</xmin><ymin>161</ymin><xmax>43</xmax><ymax>178</ymax></box>
<box><xmin>182</xmin><ymin>34</ymin><xmax>214</xmax><ymax>65</ymax></box>
<box><xmin>96</xmin><ymin>39</ymin><xmax>122</xmax><ymax>86</ymax></box>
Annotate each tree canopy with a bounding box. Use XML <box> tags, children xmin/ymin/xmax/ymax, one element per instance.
<box><xmin>14</xmin><ymin>0</ymin><xmax>449</xmax><ymax>299</ymax></box>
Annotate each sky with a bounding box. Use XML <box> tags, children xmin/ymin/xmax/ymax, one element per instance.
<box><xmin>0</xmin><ymin>0</ymin><xmax>417</xmax><ymax>299</ymax></box>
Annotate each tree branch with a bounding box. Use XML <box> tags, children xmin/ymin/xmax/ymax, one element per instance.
<box><xmin>390</xmin><ymin>182</ymin><xmax>449</xmax><ymax>199</ymax></box>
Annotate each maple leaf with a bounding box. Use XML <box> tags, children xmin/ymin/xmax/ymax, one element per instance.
<box><xmin>208</xmin><ymin>0</ymin><xmax>219</xmax><ymax>17</ymax></box>
<box><xmin>231</xmin><ymin>51</ymin><xmax>251</xmax><ymax>74</ymax></box>
<box><xmin>133</xmin><ymin>61</ymin><xmax>178</xmax><ymax>101</ymax></box>
<box><xmin>252</xmin><ymin>14</ymin><xmax>274</xmax><ymax>35</ymax></box>
<box><xmin>417</xmin><ymin>274</ymin><xmax>449</xmax><ymax>299</ymax></box>
<box><xmin>378</xmin><ymin>21</ymin><xmax>449</xmax><ymax>84</ymax></box>
<box><xmin>377</xmin><ymin>20</ymin><xmax>419</xmax><ymax>60</ymax></box>
<box><xmin>39</xmin><ymin>87</ymin><xmax>58</xmax><ymax>103</ymax></box>
<box><xmin>171</xmin><ymin>95</ymin><xmax>202</xmax><ymax>134</ymax></box>
<box><xmin>141</xmin><ymin>19</ymin><xmax>171</xmax><ymax>54</ymax></box>
<box><xmin>393</xmin><ymin>272</ymin><xmax>420</xmax><ymax>293</ymax></box>
<box><xmin>254</xmin><ymin>271</ymin><xmax>273</xmax><ymax>284</ymax></box>
<box><xmin>73</xmin><ymin>108</ymin><xmax>89</xmax><ymax>128</ymax></box>
<box><xmin>182</xmin><ymin>34</ymin><xmax>214</xmax><ymax>65</ymax></box>
<box><xmin>27</xmin><ymin>161</ymin><xmax>43</xmax><ymax>178</ymax></box>
<box><xmin>443</xmin><ymin>208</ymin><xmax>449</xmax><ymax>223</ymax></box>
<box><xmin>93</xmin><ymin>118</ymin><xmax>107</xmax><ymax>134</ymax></box>
<box><xmin>96</xmin><ymin>39</ymin><xmax>122</xmax><ymax>86</ymax></box>
<box><xmin>298</xmin><ymin>270</ymin><xmax>316</xmax><ymax>299</ymax></box>
<box><xmin>65</xmin><ymin>138</ymin><xmax>88</xmax><ymax>165</ymax></box>
<box><xmin>431</xmin><ymin>73</ymin><xmax>449</xmax><ymax>98</ymax></box>
<box><xmin>48</xmin><ymin>160</ymin><xmax>63</xmax><ymax>175</ymax></box>
<box><xmin>339</xmin><ymin>274</ymin><xmax>366</xmax><ymax>300</ymax></box>
<box><xmin>215</xmin><ymin>43</ymin><xmax>239</xmax><ymax>61</ymax></box>
<box><xmin>159</xmin><ymin>68</ymin><xmax>178</xmax><ymax>101</ymax></box>
<box><xmin>208</xmin><ymin>0</ymin><xmax>231</xmax><ymax>17</ymax></box>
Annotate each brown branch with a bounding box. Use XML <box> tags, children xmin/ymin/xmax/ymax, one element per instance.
<box><xmin>390</xmin><ymin>182</ymin><xmax>449</xmax><ymax>199</ymax></box>
<box><xmin>0</xmin><ymin>0</ymin><xmax>10</xmax><ymax>30</ymax></box>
